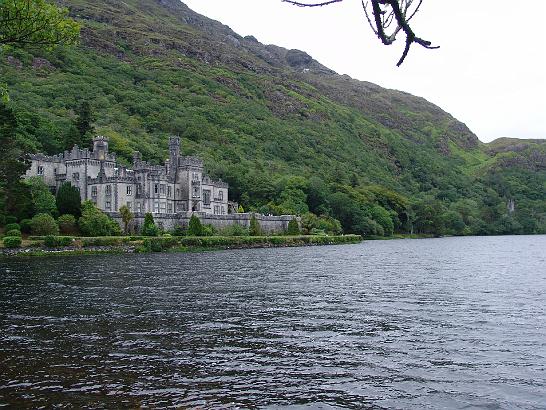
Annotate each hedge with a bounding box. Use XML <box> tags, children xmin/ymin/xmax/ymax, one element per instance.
<box><xmin>44</xmin><ymin>236</ymin><xmax>74</xmax><ymax>248</ymax></box>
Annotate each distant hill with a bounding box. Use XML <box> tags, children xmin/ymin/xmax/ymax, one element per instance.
<box><xmin>1</xmin><ymin>0</ymin><xmax>544</xmax><ymax>235</ymax></box>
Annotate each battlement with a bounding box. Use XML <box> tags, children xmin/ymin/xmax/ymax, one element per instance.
<box><xmin>178</xmin><ymin>156</ymin><xmax>204</xmax><ymax>168</ymax></box>
<box><xmin>29</xmin><ymin>153</ymin><xmax>64</xmax><ymax>163</ymax></box>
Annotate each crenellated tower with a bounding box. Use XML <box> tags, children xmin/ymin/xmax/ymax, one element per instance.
<box><xmin>169</xmin><ymin>136</ymin><xmax>180</xmax><ymax>165</ymax></box>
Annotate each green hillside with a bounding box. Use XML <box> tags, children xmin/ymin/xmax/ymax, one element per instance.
<box><xmin>1</xmin><ymin>0</ymin><xmax>544</xmax><ymax>236</ymax></box>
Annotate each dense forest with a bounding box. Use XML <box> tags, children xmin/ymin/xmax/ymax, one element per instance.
<box><xmin>0</xmin><ymin>0</ymin><xmax>544</xmax><ymax>237</ymax></box>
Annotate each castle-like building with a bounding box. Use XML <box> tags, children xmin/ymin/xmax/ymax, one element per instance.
<box><xmin>26</xmin><ymin>136</ymin><xmax>231</xmax><ymax>216</ymax></box>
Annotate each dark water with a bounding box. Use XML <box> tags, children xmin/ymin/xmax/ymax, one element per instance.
<box><xmin>1</xmin><ymin>236</ymin><xmax>545</xmax><ymax>409</ymax></box>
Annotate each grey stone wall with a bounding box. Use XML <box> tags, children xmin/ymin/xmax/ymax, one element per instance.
<box><xmin>108</xmin><ymin>212</ymin><xmax>297</xmax><ymax>235</ymax></box>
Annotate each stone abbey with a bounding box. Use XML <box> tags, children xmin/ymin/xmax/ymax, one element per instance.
<box><xmin>27</xmin><ymin>136</ymin><xmax>230</xmax><ymax>216</ymax></box>
<box><xmin>25</xmin><ymin>136</ymin><xmax>293</xmax><ymax>233</ymax></box>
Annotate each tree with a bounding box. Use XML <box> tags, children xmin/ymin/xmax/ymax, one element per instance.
<box><xmin>25</xmin><ymin>176</ymin><xmax>57</xmax><ymax>216</ymax></box>
<box><xmin>287</xmin><ymin>218</ymin><xmax>300</xmax><ymax>235</ymax></box>
<box><xmin>78</xmin><ymin>200</ymin><xmax>120</xmax><ymax>236</ymax></box>
<box><xmin>65</xmin><ymin>101</ymin><xmax>94</xmax><ymax>148</ymax></box>
<box><xmin>0</xmin><ymin>103</ymin><xmax>32</xmax><ymax>218</ymax></box>
<box><xmin>56</xmin><ymin>182</ymin><xmax>81</xmax><ymax>217</ymax></box>
<box><xmin>0</xmin><ymin>0</ymin><xmax>80</xmax><ymax>49</ymax></box>
<box><xmin>142</xmin><ymin>212</ymin><xmax>159</xmax><ymax>236</ymax></box>
<box><xmin>187</xmin><ymin>214</ymin><xmax>203</xmax><ymax>236</ymax></box>
<box><xmin>119</xmin><ymin>205</ymin><xmax>134</xmax><ymax>235</ymax></box>
<box><xmin>282</xmin><ymin>0</ymin><xmax>437</xmax><ymax>66</ymax></box>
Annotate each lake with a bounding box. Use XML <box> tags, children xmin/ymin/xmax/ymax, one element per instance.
<box><xmin>1</xmin><ymin>236</ymin><xmax>545</xmax><ymax>409</ymax></box>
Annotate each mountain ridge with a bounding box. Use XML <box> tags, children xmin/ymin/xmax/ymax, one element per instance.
<box><xmin>1</xmin><ymin>0</ymin><xmax>544</xmax><ymax>235</ymax></box>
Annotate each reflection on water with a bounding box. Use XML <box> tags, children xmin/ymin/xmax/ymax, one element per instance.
<box><xmin>1</xmin><ymin>236</ymin><xmax>545</xmax><ymax>408</ymax></box>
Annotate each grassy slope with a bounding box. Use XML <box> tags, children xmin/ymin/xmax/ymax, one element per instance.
<box><xmin>0</xmin><ymin>0</ymin><xmax>544</xmax><ymax>230</ymax></box>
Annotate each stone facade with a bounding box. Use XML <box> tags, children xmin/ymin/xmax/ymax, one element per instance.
<box><xmin>25</xmin><ymin>136</ymin><xmax>296</xmax><ymax>234</ymax></box>
<box><xmin>26</xmin><ymin>136</ymin><xmax>229</xmax><ymax>216</ymax></box>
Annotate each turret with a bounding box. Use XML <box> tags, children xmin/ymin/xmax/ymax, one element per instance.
<box><xmin>93</xmin><ymin>136</ymin><xmax>109</xmax><ymax>160</ymax></box>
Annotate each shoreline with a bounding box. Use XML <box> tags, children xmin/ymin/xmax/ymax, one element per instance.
<box><xmin>0</xmin><ymin>235</ymin><xmax>362</xmax><ymax>258</ymax></box>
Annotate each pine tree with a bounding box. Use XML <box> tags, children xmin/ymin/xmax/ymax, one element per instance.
<box><xmin>187</xmin><ymin>214</ymin><xmax>203</xmax><ymax>236</ymax></box>
<box><xmin>56</xmin><ymin>182</ymin><xmax>81</xmax><ymax>217</ymax></box>
<box><xmin>142</xmin><ymin>212</ymin><xmax>158</xmax><ymax>236</ymax></box>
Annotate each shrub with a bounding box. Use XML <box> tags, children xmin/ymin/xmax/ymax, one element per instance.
<box><xmin>249</xmin><ymin>214</ymin><xmax>261</xmax><ymax>236</ymax></box>
<box><xmin>3</xmin><ymin>236</ymin><xmax>22</xmax><ymax>248</ymax></box>
<box><xmin>44</xmin><ymin>235</ymin><xmax>73</xmax><ymax>248</ymax></box>
<box><xmin>218</xmin><ymin>223</ymin><xmax>249</xmax><ymax>237</ymax></box>
<box><xmin>143</xmin><ymin>237</ymin><xmax>180</xmax><ymax>252</ymax></box>
<box><xmin>31</xmin><ymin>213</ymin><xmax>59</xmax><ymax>236</ymax></box>
<box><xmin>19</xmin><ymin>219</ymin><xmax>32</xmax><ymax>234</ymax></box>
<box><xmin>172</xmin><ymin>225</ymin><xmax>185</xmax><ymax>236</ymax></box>
<box><xmin>0</xmin><ymin>214</ymin><xmax>5</xmax><ymax>226</ymax></box>
<box><xmin>5</xmin><ymin>216</ymin><xmax>18</xmax><ymax>225</ymax></box>
<box><xmin>187</xmin><ymin>214</ymin><xmax>203</xmax><ymax>236</ymax></box>
<box><xmin>202</xmin><ymin>224</ymin><xmax>215</xmax><ymax>236</ymax></box>
<box><xmin>142</xmin><ymin>213</ymin><xmax>158</xmax><ymax>236</ymax></box>
<box><xmin>287</xmin><ymin>218</ymin><xmax>300</xmax><ymax>235</ymax></box>
<box><xmin>6</xmin><ymin>229</ymin><xmax>22</xmax><ymax>237</ymax></box>
<box><xmin>78</xmin><ymin>201</ymin><xmax>120</xmax><ymax>237</ymax></box>
<box><xmin>58</xmin><ymin>214</ymin><xmax>77</xmax><ymax>234</ymax></box>
<box><xmin>5</xmin><ymin>223</ymin><xmax>20</xmax><ymax>232</ymax></box>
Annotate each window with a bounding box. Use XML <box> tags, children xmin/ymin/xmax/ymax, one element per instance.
<box><xmin>91</xmin><ymin>186</ymin><xmax>98</xmax><ymax>197</ymax></box>
<box><xmin>192</xmin><ymin>186</ymin><xmax>200</xmax><ymax>198</ymax></box>
<box><xmin>54</xmin><ymin>168</ymin><xmax>57</xmax><ymax>174</ymax></box>
<box><xmin>219</xmin><ymin>190</ymin><xmax>224</xmax><ymax>201</ymax></box>
<box><xmin>160</xmin><ymin>202</ymin><xmax>166</xmax><ymax>214</ymax></box>
<box><xmin>153</xmin><ymin>202</ymin><xmax>159</xmax><ymax>213</ymax></box>
<box><xmin>176</xmin><ymin>189</ymin><xmax>180</xmax><ymax>198</ymax></box>
<box><xmin>72</xmin><ymin>172</ymin><xmax>80</xmax><ymax>181</ymax></box>
<box><xmin>137</xmin><ymin>185</ymin><xmax>142</xmax><ymax>196</ymax></box>
<box><xmin>137</xmin><ymin>203</ymin><xmax>142</xmax><ymax>213</ymax></box>
<box><xmin>192</xmin><ymin>172</ymin><xmax>200</xmax><ymax>181</ymax></box>
<box><xmin>105</xmin><ymin>201</ymin><xmax>111</xmax><ymax>210</ymax></box>
<box><xmin>160</xmin><ymin>184</ymin><xmax>165</xmax><ymax>195</ymax></box>
<box><xmin>203</xmin><ymin>190</ymin><xmax>211</xmax><ymax>206</ymax></box>
<box><xmin>167</xmin><ymin>186</ymin><xmax>172</xmax><ymax>198</ymax></box>
<box><xmin>127</xmin><ymin>202</ymin><xmax>132</xmax><ymax>211</ymax></box>
<box><xmin>167</xmin><ymin>203</ymin><xmax>173</xmax><ymax>213</ymax></box>
<box><xmin>154</xmin><ymin>184</ymin><xmax>159</xmax><ymax>194</ymax></box>
<box><xmin>214</xmin><ymin>205</ymin><xmax>220</xmax><ymax>215</ymax></box>
<box><xmin>105</xmin><ymin>185</ymin><xmax>112</xmax><ymax>196</ymax></box>
<box><xmin>37</xmin><ymin>166</ymin><xmax>44</xmax><ymax>175</ymax></box>
<box><xmin>222</xmin><ymin>206</ymin><xmax>226</xmax><ymax>215</ymax></box>
<box><xmin>127</xmin><ymin>186</ymin><xmax>132</xmax><ymax>196</ymax></box>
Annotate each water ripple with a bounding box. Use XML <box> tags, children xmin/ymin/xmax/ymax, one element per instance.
<box><xmin>1</xmin><ymin>235</ymin><xmax>545</xmax><ymax>408</ymax></box>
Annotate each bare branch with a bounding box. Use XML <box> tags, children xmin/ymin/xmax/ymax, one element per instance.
<box><xmin>284</xmin><ymin>0</ymin><xmax>438</xmax><ymax>66</ymax></box>
<box><xmin>281</xmin><ymin>0</ymin><xmax>343</xmax><ymax>7</ymax></box>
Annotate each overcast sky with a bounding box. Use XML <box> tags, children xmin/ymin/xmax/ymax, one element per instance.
<box><xmin>182</xmin><ymin>0</ymin><xmax>545</xmax><ymax>143</ymax></box>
